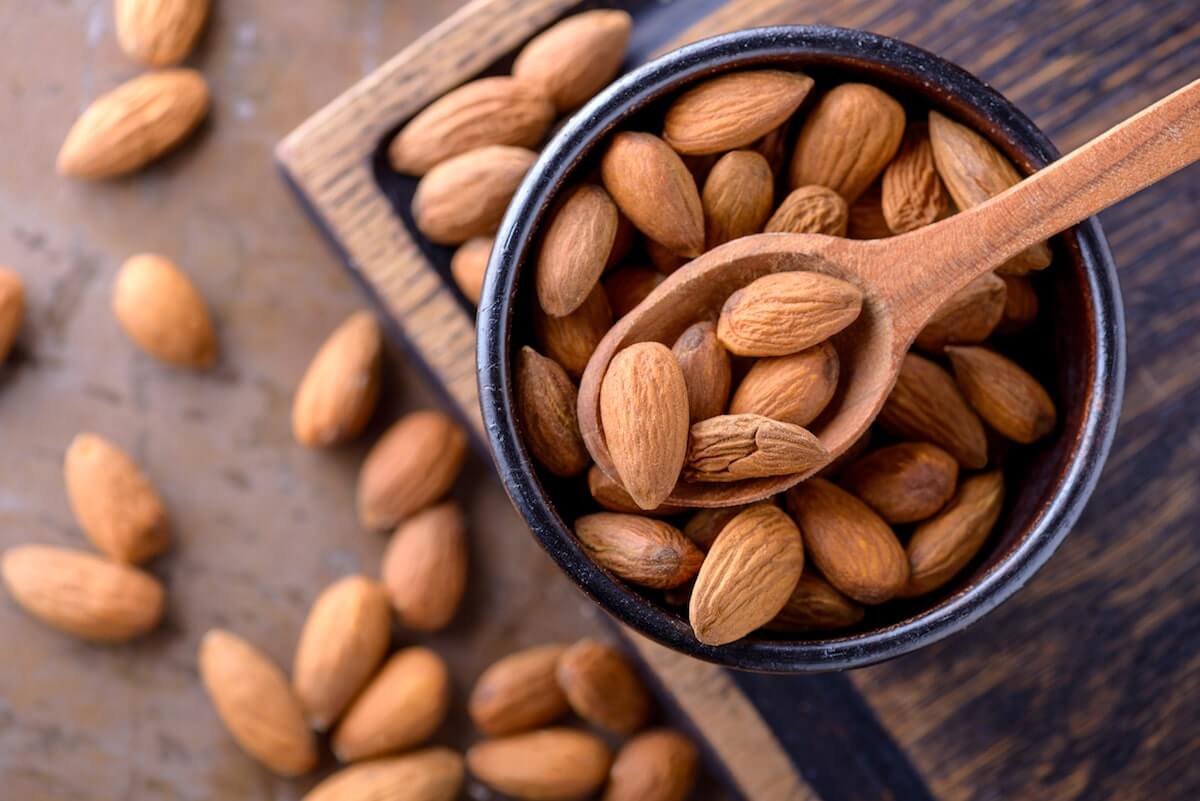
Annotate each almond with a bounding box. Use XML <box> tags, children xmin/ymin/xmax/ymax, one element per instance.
<box><xmin>516</xmin><ymin>346</ymin><xmax>589</xmax><ymax>477</ymax></box>
<box><xmin>0</xmin><ymin>267</ymin><xmax>23</xmax><ymax>363</ymax></box>
<box><xmin>603</xmin><ymin>265</ymin><xmax>662</xmax><ymax>319</ymax></box>
<box><xmin>291</xmin><ymin>311</ymin><xmax>382</xmax><ymax>447</ymax></box>
<box><xmin>681</xmin><ymin>506</ymin><xmax>747</xmax><ymax>552</ymax></box>
<box><xmin>1</xmin><ymin>545</ymin><xmax>164</xmax><ymax>642</ymax></box>
<box><xmin>751</xmin><ymin>124</ymin><xmax>789</xmax><ymax>175</ymax></box>
<box><xmin>63</xmin><ymin>433</ymin><xmax>169</xmax><ymax>564</ymax></box>
<box><xmin>599</xmin><ymin>342</ymin><xmax>690</xmax><ymax>509</ymax></box>
<box><xmin>685</xmin><ymin>414</ymin><xmax>829</xmax><ymax>482</ymax></box>
<box><xmin>671</xmin><ymin>321</ymin><xmax>732</xmax><ymax>422</ymax></box>
<box><xmin>645</xmin><ymin>237</ymin><xmax>689</xmax><ymax>274</ymax></box>
<box><xmin>928</xmin><ymin>111</ymin><xmax>1052</xmax><ymax>274</ymax></box>
<box><xmin>332</xmin><ymin>647</ymin><xmax>451</xmax><ymax>762</ymax></box>
<box><xmin>729</xmin><ymin>341</ymin><xmax>838</xmax><ymax>426</ymax></box>
<box><xmin>606</xmin><ymin>214</ymin><xmax>636</xmax><ymax>268</ymax></box>
<box><xmin>467</xmin><ymin>728</ymin><xmax>611</xmax><ymax>801</ymax></box>
<box><xmin>389</xmin><ymin>78</ymin><xmax>554</xmax><ymax>175</ymax></box>
<box><xmin>512</xmin><ymin>10</ymin><xmax>633</xmax><ymax>112</ymax></box>
<box><xmin>946</xmin><ymin>346</ymin><xmax>1057</xmax><ymax>443</ymax></box>
<box><xmin>112</xmin><ymin>253</ymin><xmax>216</xmax><ymax>369</ymax></box>
<box><xmin>789</xmin><ymin>83</ymin><xmax>905</xmax><ymax>202</ymax></box>
<box><xmin>816</xmin><ymin>427</ymin><xmax>873</xmax><ymax>479</ymax></box>
<box><xmin>357</xmin><ymin>410</ymin><xmax>468</xmax><ymax>531</ymax></box>
<box><xmin>765</xmin><ymin>572</ymin><xmax>865</xmax><ymax>632</ymax></box>
<box><xmin>413</xmin><ymin>145</ymin><xmax>537</xmax><ymax>244</ymax></box>
<box><xmin>536</xmin><ymin>185</ymin><xmax>619</xmax><ymax>316</ymax></box>
<box><xmin>764</xmin><ymin>185</ymin><xmax>849</xmax><ymax>236</ymax></box>
<box><xmin>915</xmin><ymin>272</ymin><xmax>1007</xmax><ymax>352</ymax></box>
<box><xmin>603</xmin><ymin>728</ymin><xmax>698</xmax><ymax>801</ymax></box>
<box><xmin>663</xmin><ymin>70</ymin><xmax>814</xmax><ymax>155</ymax></box>
<box><xmin>881</xmin><ymin>122</ymin><xmax>949</xmax><ymax>233</ymax></box>
<box><xmin>451</xmin><ymin>237</ymin><xmax>492</xmax><ymax>304</ymax></box>
<box><xmin>701</xmin><ymin>150</ymin><xmax>775</xmax><ymax>248</ymax></box>
<box><xmin>57</xmin><ymin>69</ymin><xmax>209</xmax><ymax>179</ymax></box>
<box><xmin>469</xmin><ymin>644</ymin><xmax>570</xmax><ymax>736</ymax></box>
<box><xmin>533</xmin><ymin>284</ymin><xmax>612</xmax><ymax>378</ymax></box>
<box><xmin>878</xmin><ymin>353</ymin><xmax>988</xmax><ymax>468</ymax></box>
<box><xmin>115</xmin><ymin>0</ymin><xmax>209</xmax><ymax>66</ymax></box>
<box><xmin>586</xmin><ymin>465</ymin><xmax>685</xmax><ymax>518</ymax></box>
<box><xmin>717</xmin><ymin>271</ymin><xmax>863</xmax><ymax>357</ymax></box>
<box><xmin>901</xmin><ymin>471</ymin><xmax>1004</xmax><ymax>597</ymax></box>
<box><xmin>689</xmin><ymin>503</ymin><xmax>804</xmax><ymax>645</ymax></box>
<box><xmin>198</xmin><ymin>629</ymin><xmax>317</xmax><ymax>776</ymax></box>
<box><xmin>573</xmin><ymin>513</ymin><xmax>702</xmax><ymax>589</ymax></box>
<box><xmin>997</xmin><ymin>274</ymin><xmax>1039</xmax><ymax>334</ymax></box>
<box><xmin>303</xmin><ymin>748</ymin><xmax>464</xmax><ymax>801</ymax></box>
<box><xmin>840</xmin><ymin>442</ymin><xmax>959</xmax><ymax>524</ymax></box>
<box><xmin>785</xmin><ymin>479</ymin><xmax>909</xmax><ymax>604</ymax></box>
<box><xmin>293</xmin><ymin>575</ymin><xmax>392</xmax><ymax>731</ymax></box>
<box><xmin>557</xmin><ymin>639</ymin><xmax>652</xmax><ymax>735</ymax></box>
<box><xmin>381</xmin><ymin>502</ymin><xmax>468</xmax><ymax>632</ymax></box>
<box><xmin>846</xmin><ymin>181</ymin><xmax>892</xmax><ymax>239</ymax></box>
<box><xmin>601</xmin><ymin>132</ymin><xmax>705</xmax><ymax>258</ymax></box>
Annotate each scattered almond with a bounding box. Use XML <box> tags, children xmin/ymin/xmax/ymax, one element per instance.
<box><xmin>764</xmin><ymin>184</ymin><xmax>849</xmax><ymax>236</ymax></box>
<box><xmin>451</xmin><ymin>237</ymin><xmax>492</xmax><ymax>304</ymax></box>
<box><xmin>469</xmin><ymin>644</ymin><xmax>570</xmax><ymax>736</ymax></box>
<box><xmin>601</xmin><ymin>132</ymin><xmax>705</xmax><ymax>258</ymax></box>
<box><xmin>878</xmin><ymin>353</ymin><xmax>988</xmax><ymax>468</ymax></box>
<box><xmin>702</xmin><ymin>150</ymin><xmax>774</xmax><ymax>248</ymax></box>
<box><xmin>556</xmin><ymin>639</ymin><xmax>652</xmax><ymax>735</ymax></box>
<box><xmin>0</xmin><ymin>268</ymin><xmax>23</xmax><ymax>364</ymax></box>
<box><xmin>946</xmin><ymin>346</ymin><xmax>1057</xmax><ymax>443</ymax></box>
<box><xmin>381</xmin><ymin>502</ymin><xmax>468</xmax><ymax>632</ymax></box>
<box><xmin>717</xmin><ymin>271</ymin><xmax>863</xmax><ymax>357</ymax></box>
<box><xmin>685</xmin><ymin>414</ymin><xmax>829</xmax><ymax>482</ymax></box>
<box><xmin>681</xmin><ymin>506</ymin><xmax>746</xmax><ymax>552</ymax></box>
<box><xmin>840</xmin><ymin>442</ymin><xmax>959</xmax><ymax>524</ymax></box>
<box><xmin>115</xmin><ymin>0</ymin><xmax>210</xmax><ymax>66</ymax></box>
<box><xmin>663</xmin><ymin>70</ymin><xmax>813</xmax><ymax>155</ymax></box>
<box><xmin>729</xmin><ymin>341</ymin><xmax>838</xmax><ymax>426</ymax></box>
<box><xmin>303</xmin><ymin>748</ymin><xmax>464</xmax><ymax>801</ymax></box>
<box><xmin>586</xmin><ymin>465</ymin><xmax>686</xmax><ymax>518</ymax></box>
<box><xmin>112</xmin><ymin>253</ymin><xmax>216</xmax><ymax>369</ymax></box>
<box><xmin>516</xmin><ymin>346</ymin><xmax>590</xmax><ymax>477</ymax></box>
<box><xmin>915</xmin><ymin>272</ymin><xmax>1007</xmax><ymax>352</ymax></box>
<box><xmin>512</xmin><ymin>10</ymin><xmax>633</xmax><ymax>112</ymax></box>
<box><xmin>291</xmin><ymin>311</ymin><xmax>382</xmax><ymax>447</ymax></box>
<box><xmin>997</xmin><ymin>274</ymin><xmax>1039</xmax><ymax>334</ymax></box>
<box><xmin>467</xmin><ymin>728</ymin><xmax>611</xmax><ymax>801</ymax></box>
<box><xmin>413</xmin><ymin>145</ymin><xmax>537</xmax><ymax>244</ymax></box>
<box><xmin>603</xmin><ymin>265</ymin><xmax>662</xmax><ymax>319</ymax></box>
<box><xmin>573</xmin><ymin>513</ymin><xmax>702</xmax><ymax>589</ymax></box>
<box><xmin>603</xmin><ymin>728</ymin><xmax>698</xmax><ymax>801</ymax></box>
<box><xmin>671</xmin><ymin>320</ymin><xmax>732</xmax><ymax>422</ymax></box>
<box><xmin>536</xmin><ymin>185</ymin><xmax>619</xmax><ymax>316</ymax></box>
<box><xmin>881</xmin><ymin>122</ymin><xmax>948</xmax><ymax>233</ymax></box>
<box><xmin>765</xmin><ymin>572</ymin><xmax>865</xmax><ymax>632</ymax></box>
<box><xmin>533</xmin><ymin>284</ymin><xmax>612</xmax><ymax>378</ymax></box>
<box><xmin>902</xmin><ymin>471</ymin><xmax>1004</xmax><ymax>597</ymax></box>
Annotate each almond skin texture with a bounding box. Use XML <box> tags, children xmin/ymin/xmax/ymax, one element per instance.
<box><xmin>198</xmin><ymin>629</ymin><xmax>317</xmax><ymax>776</ymax></box>
<box><xmin>413</xmin><ymin>145</ymin><xmax>537</xmax><ymax>244</ymax></box>
<box><xmin>469</xmin><ymin>644</ymin><xmax>570</xmax><ymax>736</ymax></box>
<box><xmin>357</xmin><ymin>410</ymin><xmax>468</xmax><ymax>530</ymax></box>
<box><xmin>604</xmin><ymin>265</ymin><xmax>662</xmax><ymax>319</ymax></box>
<box><xmin>685</xmin><ymin>414</ymin><xmax>830</xmax><ymax>482</ymax></box>
<box><xmin>64</xmin><ymin>433</ymin><xmax>169</xmax><ymax>564</ymax></box>
<box><xmin>663</xmin><ymin>70</ymin><xmax>814</xmax><ymax>156</ymax></box>
<box><xmin>389</xmin><ymin>77</ymin><xmax>554</xmax><ymax>175</ymax></box>
<box><xmin>303</xmin><ymin>748</ymin><xmax>464</xmax><ymax>801</ymax></box>
<box><xmin>557</xmin><ymin>639</ymin><xmax>652</xmax><ymax>735</ymax></box>
<box><xmin>881</xmin><ymin>122</ymin><xmax>949</xmax><ymax>233</ymax></box>
<box><xmin>1</xmin><ymin>545</ymin><xmax>164</xmax><ymax>642</ymax></box>
<box><xmin>786</xmin><ymin>479</ymin><xmax>909</xmax><ymax>604</ymax></box>
<box><xmin>765</xmin><ymin>572</ymin><xmax>865</xmax><ymax>632</ymax></box>
<box><xmin>586</xmin><ymin>465</ymin><xmax>686</xmax><ymax>518</ymax></box>
<box><xmin>902</xmin><ymin>471</ymin><xmax>1005</xmax><ymax>597</ymax></box>
<box><xmin>467</xmin><ymin>728</ymin><xmax>611</xmax><ymax>801</ymax></box>
<box><xmin>840</xmin><ymin>442</ymin><xmax>959</xmax><ymax>524</ymax></box>
<box><xmin>789</xmin><ymin>83</ymin><xmax>905</xmax><ymax>202</ymax></box>
<box><xmin>292</xmin><ymin>311</ymin><xmax>382</xmax><ymax>447</ymax></box>
<box><xmin>57</xmin><ymin>69</ymin><xmax>209</xmax><ymax>179</ymax></box>
<box><xmin>689</xmin><ymin>503</ymin><xmax>804</xmax><ymax>645</ymax></box>
<box><xmin>451</xmin><ymin>237</ymin><xmax>492</xmax><ymax>304</ymax></box>
<box><xmin>115</xmin><ymin>0</ymin><xmax>210</xmax><ymax>66</ymax></box>
<box><xmin>729</xmin><ymin>341</ymin><xmax>839</xmax><ymax>426</ymax></box>
<box><xmin>381</xmin><ymin>502</ymin><xmax>468</xmax><ymax>632</ymax></box>
<box><xmin>601</xmin><ymin>132</ymin><xmax>705</xmax><ymax>258</ymax></box>
<box><xmin>681</xmin><ymin>506</ymin><xmax>746</xmax><ymax>552</ymax></box>
<box><xmin>997</xmin><ymin>274</ymin><xmax>1039</xmax><ymax>334</ymax></box>
<box><xmin>574</xmin><ymin>513</ymin><xmax>702</xmax><ymax>589</ymax></box>
<box><xmin>0</xmin><ymin>268</ymin><xmax>24</xmax><ymax>363</ymax></box>
<box><xmin>603</xmin><ymin>729</ymin><xmax>698</xmax><ymax>801</ymax></box>
<box><xmin>293</xmin><ymin>576</ymin><xmax>392</xmax><ymax>731</ymax></box>
<box><xmin>517</xmin><ymin>346</ymin><xmax>590</xmax><ymax>477</ymax></box>
<box><xmin>536</xmin><ymin>184</ymin><xmax>619</xmax><ymax>316</ymax></box>
<box><xmin>915</xmin><ymin>272</ymin><xmax>1007</xmax><ymax>353</ymax></box>
<box><xmin>879</xmin><ymin>353</ymin><xmax>988</xmax><ymax>469</ymax></box>
<box><xmin>765</xmin><ymin>185</ymin><xmax>849</xmax><ymax>236</ymax></box>
<box><xmin>113</xmin><ymin>253</ymin><xmax>216</xmax><ymax>369</ymax></box>
<box><xmin>599</xmin><ymin>342</ymin><xmax>690</xmax><ymax>509</ymax></box>
<box><xmin>512</xmin><ymin>10</ymin><xmax>633</xmax><ymax>112</ymax></box>
<box><xmin>332</xmin><ymin>647</ymin><xmax>451</xmax><ymax>762</ymax></box>
<box><xmin>533</xmin><ymin>284</ymin><xmax>612</xmax><ymax>379</ymax></box>
<box><xmin>718</xmin><ymin>271</ymin><xmax>863</xmax><ymax>357</ymax></box>
<box><xmin>946</xmin><ymin>346</ymin><xmax>1057</xmax><ymax>443</ymax></box>
<box><xmin>702</xmin><ymin>150</ymin><xmax>775</xmax><ymax>248</ymax></box>
<box><xmin>671</xmin><ymin>320</ymin><xmax>732</xmax><ymax>422</ymax></box>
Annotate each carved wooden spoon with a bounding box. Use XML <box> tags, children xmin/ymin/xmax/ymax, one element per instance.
<box><xmin>578</xmin><ymin>79</ymin><xmax>1200</xmax><ymax>508</ymax></box>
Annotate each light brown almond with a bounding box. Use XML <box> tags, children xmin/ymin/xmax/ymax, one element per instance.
<box><xmin>413</xmin><ymin>145</ymin><xmax>537</xmax><ymax>245</ymax></box>
<box><xmin>512</xmin><ymin>10</ymin><xmax>633</xmax><ymax>112</ymax></box>
<box><xmin>878</xmin><ymin>353</ymin><xmax>988</xmax><ymax>468</ymax></box>
<box><xmin>603</xmin><ymin>265</ymin><xmax>662</xmax><ymax>319</ymax></box>
<box><xmin>663</xmin><ymin>70</ymin><xmax>813</xmax><ymax>155</ymax></box>
<box><xmin>997</xmin><ymin>274</ymin><xmax>1039</xmax><ymax>334</ymax></box>
<box><xmin>113</xmin><ymin>253</ymin><xmax>216</xmax><ymax>369</ymax></box>
<box><xmin>0</xmin><ymin>268</ymin><xmax>23</xmax><ymax>363</ymax></box>
<box><xmin>115</xmin><ymin>0</ymin><xmax>210</xmax><ymax>66</ymax></box>
<box><xmin>702</xmin><ymin>150</ymin><xmax>775</xmax><ymax>248</ymax></box>
<box><xmin>946</xmin><ymin>346</ymin><xmax>1057</xmax><ymax>443</ymax></box>
<box><xmin>915</xmin><ymin>272</ymin><xmax>1007</xmax><ymax>353</ymax></box>
<box><xmin>902</xmin><ymin>471</ymin><xmax>1004</xmax><ymax>597</ymax></box>
<box><xmin>671</xmin><ymin>321</ymin><xmax>732</xmax><ymax>422</ymax></box>
<box><xmin>467</xmin><ymin>728</ymin><xmax>611</xmax><ymax>801</ymax></box>
<box><xmin>586</xmin><ymin>465</ymin><xmax>685</xmax><ymax>518</ymax></box>
<box><xmin>533</xmin><ymin>284</ymin><xmax>612</xmax><ymax>378</ymax></box>
<box><xmin>717</xmin><ymin>271</ymin><xmax>863</xmax><ymax>357</ymax></box>
<box><xmin>303</xmin><ymin>748</ymin><xmax>464</xmax><ymax>801</ymax></box>
<box><xmin>765</xmin><ymin>185</ymin><xmax>849</xmax><ymax>236</ymax></box>
<box><xmin>469</xmin><ymin>644</ymin><xmax>569</xmax><ymax>737</ymax></box>
<box><xmin>451</xmin><ymin>237</ymin><xmax>492</xmax><ymax>304</ymax></box>
<box><xmin>846</xmin><ymin>181</ymin><xmax>892</xmax><ymax>239</ymax></box>
<box><xmin>603</xmin><ymin>728</ymin><xmax>698</xmax><ymax>801</ymax></box>
<box><xmin>536</xmin><ymin>185</ymin><xmax>619</xmax><ymax>316</ymax></box>
<box><xmin>685</xmin><ymin>414</ymin><xmax>829</xmax><ymax>482</ymax></box>
<box><xmin>729</xmin><ymin>341</ymin><xmax>838</xmax><ymax>426</ymax></box>
<box><xmin>557</xmin><ymin>639</ymin><xmax>652</xmax><ymax>735</ymax></box>
<box><xmin>601</xmin><ymin>132</ymin><xmax>705</xmax><ymax>257</ymax></box>
<box><xmin>574</xmin><ymin>513</ymin><xmax>702</xmax><ymax>589</ymax></box>
<box><xmin>357</xmin><ymin>410</ymin><xmax>467</xmax><ymax>530</ymax></box>
<box><xmin>645</xmin><ymin>237</ymin><xmax>689</xmax><ymax>274</ymax></box>
<box><xmin>881</xmin><ymin>122</ymin><xmax>949</xmax><ymax>233</ymax></box>
<box><xmin>516</xmin><ymin>346</ymin><xmax>589</xmax><ymax>477</ymax></box>
<box><xmin>681</xmin><ymin>506</ymin><xmax>747</xmax><ymax>552</ymax></box>
<box><xmin>840</xmin><ymin>442</ymin><xmax>959</xmax><ymax>524</ymax></box>
<box><xmin>381</xmin><ymin>502</ymin><xmax>468</xmax><ymax>632</ymax></box>
<box><xmin>765</xmin><ymin>572</ymin><xmax>865</xmax><ymax>632</ymax></box>
<box><xmin>292</xmin><ymin>311</ymin><xmax>382</xmax><ymax>447</ymax></box>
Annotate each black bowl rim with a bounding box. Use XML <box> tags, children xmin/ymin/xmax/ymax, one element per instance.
<box><xmin>477</xmin><ymin>24</ymin><xmax>1126</xmax><ymax>672</ymax></box>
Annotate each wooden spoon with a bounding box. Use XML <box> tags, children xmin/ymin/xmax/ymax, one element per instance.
<box><xmin>578</xmin><ymin>79</ymin><xmax>1200</xmax><ymax>508</ymax></box>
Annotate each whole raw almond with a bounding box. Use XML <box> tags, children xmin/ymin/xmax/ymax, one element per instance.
<box><xmin>928</xmin><ymin>111</ymin><xmax>1052</xmax><ymax>274</ymax></box>
<box><xmin>701</xmin><ymin>150</ymin><xmax>775</xmax><ymax>248</ymax></box>
<box><xmin>198</xmin><ymin>629</ymin><xmax>317</xmax><ymax>776</ymax></box>
<box><xmin>451</xmin><ymin>237</ymin><xmax>492</xmax><ymax>304</ymax></box>
<box><xmin>381</xmin><ymin>502</ymin><xmax>468</xmax><ymax>632</ymax></box>
<box><xmin>603</xmin><ymin>728</ymin><xmax>697</xmax><ymax>801</ymax></box>
<box><xmin>517</xmin><ymin>346</ymin><xmax>590</xmax><ymax>477</ymax></box>
<box><xmin>846</xmin><ymin>181</ymin><xmax>892</xmax><ymax>239</ymax></box>
<box><xmin>603</xmin><ymin>265</ymin><xmax>662</xmax><ymax>319</ymax></box>
<box><xmin>113</xmin><ymin>253</ymin><xmax>216</xmax><ymax>369</ymax></box>
<box><xmin>0</xmin><ymin>268</ymin><xmax>23</xmax><ymax>363</ymax></box>
<box><xmin>389</xmin><ymin>78</ymin><xmax>554</xmax><ymax>175</ymax></box>
<box><xmin>1</xmin><ymin>545</ymin><xmax>164</xmax><ymax>642</ymax></box>
<box><xmin>599</xmin><ymin>342</ymin><xmax>690</xmax><ymax>509</ymax></box>
<box><xmin>765</xmin><ymin>572</ymin><xmax>865</xmax><ymax>632</ymax></box>
<box><xmin>536</xmin><ymin>184</ymin><xmax>619</xmax><ymax>316</ymax></box>
<box><xmin>878</xmin><ymin>353</ymin><xmax>988</xmax><ymax>468</ymax></box>
<box><xmin>681</xmin><ymin>506</ymin><xmax>746</xmax><ymax>552</ymax></box>
<box><xmin>600</xmin><ymin>132</ymin><xmax>705</xmax><ymax>258</ymax></box>
<box><xmin>786</xmin><ymin>479</ymin><xmax>909</xmax><ymax>604</ymax></box>
<box><xmin>413</xmin><ymin>145</ymin><xmax>537</xmax><ymax>245</ymax></box>
<box><xmin>115</xmin><ymin>0</ymin><xmax>210</xmax><ymax>66</ymax></box>
<box><xmin>645</xmin><ymin>237</ymin><xmax>688</xmax><ymax>274</ymax></box>
<box><xmin>902</xmin><ymin>471</ymin><xmax>1004</xmax><ymax>597</ymax></box>
<box><xmin>574</xmin><ymin>513</ymin><xmax>702</xmax><ymax>589</ymax></box>
<box><xmin>663</xmin><ymin>70</ymin><xmax>814</xmax><ymax>155</ymax></box>
<box><xmin>881</xmin><ymin>122</ymin><xmax>949</xmax><ymax>233</ymax></box>
<box><xmin>57</xmin><ymin>69</ymin><xmax>209</xmax><ymax>179</ymax></box>
<box><xmin>63</xmin><ymin>433</ymin><xmax>168</xmax><ymax>564</ymax></box>
<box><xmin>685</xmin><ymin>414</ymin><xmax>830</xmax><ymax>482</ymax></box>
<box><xmin>789</xmin><ymin>83</ymin><xmax>905</xmax><ymax>202</ymax></box>
<box><xmin>291</xmin><ymin>311</ymin><xmax>382</xmax><ymax>447</ymax></box>
<box><xmin>997</xmin><ymin>274</ymin><xmax>1039</xmax><ymax>333</ymax></box>
<box><xmin>946</xmin><ymin>346</ymin><xmax>1057</xmax><ymax>443</ymax></box>
<box><xmin>689</xmin><ymin>503</ymin><xmax>804</xmax><ymax>645</ymax></box>
<box><xmin>332</xmin><ymin>647</ymin><xmax>451</xmax><ymax>762</ymax></box>
<box><xmin>557</xmin><ymin>639</ymin><xmax>652</xmax><ymax>736</ymax></box>
<box><xmin>671</xmin><ymin>321</ymin><xmax>732</xmax><ymax>422</ymax></box>
<box><xmin>729</xmin><ymin>341</ymin><xmax>838</xmax><ymax>426</ymax></box>
<box><xmin>469</xmin><ymin>644</ymin><xmax>569</xmax><ymax>736</ymax></box>
<box><xmin>533</xmin><ymin>284</ymin><xmax>612</xmax><ymax>378</ymax></box>
<box><xmin>357</xmin><ymin>410</ymin><xmax>467</xmax><ymax>530</ymax></box>
<box><xmin>586</xmin><ymin>465</ymin><xmax>686</xmax><ymax>518</ymax></box>
<box><xmin>467</xmin><ymin>728</ymin><xmax>611</xmax><ymax>801</ymax></box>
<box><xmin>303</xmin><ymin>748</ymin><xmax>464</xmax><ymax>801</ymax></box>
<box><xmin>764</xmin><ymin>185</ymin><xmax>849</xmax><ymax>236</ymax></box>
<box><xmin>293</xmin><ymin>575</ymin><xmax>392</xmax><ymax>730</ymax></box>
<box><xmin>840</xmin><ymin>442</ymin><xmax>959</xmax><ymax>524</ymax></box>
<box><xmin>512</xmin><ymin>10</ymin><xmax>633</xmax><ymax>112</ymax></box>
<box><xmin>915</xmin><ymin>272</ymin><xmax>1007</xmax><ymax>353</ymax></box>
<box><xmin>717</xmin><ymin>271</ymin><xmax>863</xmax><ymax>357</ymax></box>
